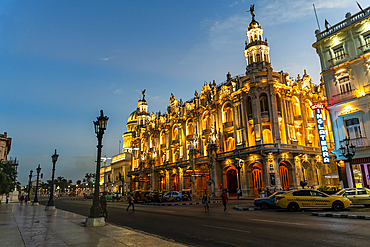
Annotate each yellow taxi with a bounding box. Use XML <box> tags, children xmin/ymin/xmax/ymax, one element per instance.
<box><xmin>275</xmin><ymin>189</ymin><xmax>352</xmax><ymax>211</ymax></box>
<box><xmin>334</xmin><ymin>188</ymin><xmax>370</xmax><ymax>207</ymax></box>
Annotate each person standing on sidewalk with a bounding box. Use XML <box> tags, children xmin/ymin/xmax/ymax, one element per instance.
<box><xmin>6</xmin><ymin>195</ymin><xmax>9</xmax><ymax>204</ymax></box>
<box><xmin>202</xmin><ymin>191</ymin><xmax>210</xmax><ymax>212</ymax></box>
<box><xmin>221</xmin><ymin>190</ymin><xmax>228</xmax><ymax>211</ymax></box>
<box><xmin>126</xmin><ymin>193</ymin><xmax>135</xmax><ymax>211</ymax></box>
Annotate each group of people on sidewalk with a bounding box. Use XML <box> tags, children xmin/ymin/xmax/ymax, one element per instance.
<box><xmin>202</xmin><ymin>189</ymin><xmax>229</xmax><ymax>212</ymax></box>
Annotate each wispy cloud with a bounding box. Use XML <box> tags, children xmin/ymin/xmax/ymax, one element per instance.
<box><xmin>100</xmin><ymin>56</ymin><xmax>115</xmax><ymax>61</ymax></box>
<box><xmin>147</xmin><ymin>95</ymin><xmax>167</xmax><ymax>105</ymax></box>
<box><xmin>229</xmin><ymin>1</ymin><xmax>238</xmax><ymax>7</ymax></box>
<box><xmin>114</xmin><ymin>88</ymin><xmax>123</xmax><ymax>94</ymax></box>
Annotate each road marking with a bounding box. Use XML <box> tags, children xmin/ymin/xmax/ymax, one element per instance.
<box><xmin>157</xmin><ymin>210</ymin><xmax>175</xmax><ymax>213</ymax></box>
<box><xmin>250</xmin><ymin>219</ymin><xmax>307</xmax><ymax>226</ymax></box>
<box><xmin>203</xmin><ymin>225</ymin><xmax>251</xmax><ymax>233</ymax></box>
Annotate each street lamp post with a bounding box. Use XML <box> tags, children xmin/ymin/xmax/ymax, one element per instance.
<box><xmin>339</xmin><ymin>137</ymin><xmax>356</xmax><ymax>187</ymax></box>
<box><xmin>28</xmin><ymin>170</ymin><xmax>33</xmax><ymax>201</ymax></box>
<box><xmin>86</xmin><ymin>110</ymin><xmax>108</xmax><ymax>226</ymax></box>
<box><xmin>32</xmin><ymin>164</ymin><xmax>42</xmax><ymax>205</ymax></box>
<box><xmin>46</xmin><ymin>149</ymin><xmax>59</xmax><ymax>211</ymax></box>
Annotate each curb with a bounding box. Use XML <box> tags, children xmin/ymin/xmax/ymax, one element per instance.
<box><xmin>143</xmin><ymin>201</ymin><xmax>221</xmax><ymax>206</ymax></box>
<box><xmin>311</xmin><ymin>212</ymin><xmax>370</xmax><ymax>220</ymax></box>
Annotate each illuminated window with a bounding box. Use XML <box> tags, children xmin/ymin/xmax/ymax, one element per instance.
<box><xmin>187</xmin><ymin>120</ymin><xmax>193</xmax><ymax>136</ymax></box>
<box><xmin>202</xmin><ymin>112</ymin><xmax>211</xmax><ymax>130</ymax></box>
<box><xmin>173</xmin><ymin>126</ymin><xmax>178</xmax><ymax>140</ymax></box>
<box><xmin>222</xmin><ymin>103</ymin><xmax>233</xmax><ymax>123</ymax></box>
<box><xmin>292</xmin><ymin>96</ymin><xmax>301</xmax><ymax>116</ymax></box>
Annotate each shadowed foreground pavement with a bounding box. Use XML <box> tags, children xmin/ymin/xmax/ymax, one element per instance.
<box><xmin>0</xmin><ymin>202</ymin><xmax>185</xmax><ymax>247</ymax></box>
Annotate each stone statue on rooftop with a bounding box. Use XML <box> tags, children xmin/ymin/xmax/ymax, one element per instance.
<box><xmin>247</xmin><ymin>4</ymin><xmax>255</xmax><ymax>20</ymax></box>
<box><xmin>141</xmin><ymin>89</ymin><xmax>146</xmax><ymax>100</ymax></box>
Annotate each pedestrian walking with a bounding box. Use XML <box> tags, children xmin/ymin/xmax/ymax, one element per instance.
<box><xmin>221</xmin><ymin>190</ymin><xmax>228</xmax><ymax>211</ymax></box>
<box><xmin>237</xmin><ymin>188</ymin><xmax>242</xmax><ymax>199</ymax></box>
<box><xmin>25</xmin><ymin>195</ymin><xmax>29</xmax><ymax>205</ymax></box>
<box><xmin>20</xmin><ymin>195</ymin><xmax>25</xmax><ymax>205</ymax></box>
<box><xmin>6</xmin><ymin>195</ymin><xmax>9</xmax><ymax>204</ymax></box>
<box><xmin>202</xmin><ymin>191</ymin><xmax>210</xmax><ymax>212</ymax></box>
<box><xmin>126</xmin><ymin>193</ymin><xmax>135</xmax><ymax>211</ymax></box>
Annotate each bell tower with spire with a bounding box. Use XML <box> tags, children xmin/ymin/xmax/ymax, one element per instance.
<box><xmin>244</xmin><ymin>6</ymin><xmax>271</xmax><ymax>74</ymax></box>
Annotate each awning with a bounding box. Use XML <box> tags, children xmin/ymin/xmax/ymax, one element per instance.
<box><xmin>323</xmin><ymin>171</ymin><xmax>339</xmax><ymax>179</ymax></box>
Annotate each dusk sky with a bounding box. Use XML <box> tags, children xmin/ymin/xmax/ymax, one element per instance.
<box><xmin>2</xmin><ymin>0</ymin><xmax>368</xmax><ymax>185</ymax></box>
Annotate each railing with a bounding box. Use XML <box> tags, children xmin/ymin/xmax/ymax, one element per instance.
<box><xmin>340</xmin><ymin>137</ymin><xmax>367</xmax><ymax>148</ymax></box>
<box><xmin>316</xmin><ymin>7</ymin><xmax>370</xmax><ymax>41</ymax></box>
<box><xmin>328</xmin><ymin>53</ymin><xmax>347</xmax><ymax>64</ymax></box>
<box><xmin>216</xmin><ymin>74</ymin><xmax>245</xmax><ymax>88</ymax></box>
<box><xmin>358</xmin><ymin>43</ymin><xmax>370</xmax><ymax>53</ymax></box>
<box><xmin>331</xmin><ymin>90</ymin><xmax>357</xmax><ymax>104</ymax></box>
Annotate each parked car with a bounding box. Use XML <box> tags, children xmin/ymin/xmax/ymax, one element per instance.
<box><xmin>254</xmin><ymin>191</ymin><xmax>286</xmax><ymax>209</ymax></box>
<box><xmin>181</xmin><ymin>189</ymin><xmax>192</xmax><ymax>201</ymax></box>
<box><xmin>163</xmin><ymin>191</ymin><xmax>182</xmax><ymax>202</ymax></box>
<box><xmin>133</xmin><ymin>190</ymin><xmax>154</xmax><ymax>203</ymax></box>
<box><xmin>100</xmin><ymin>192</ymin><xmax>122</xmax><ymax>201</ymax></box>
<box><xmin>334</xmin><ymin>188</ymin><xmax>370</xmax><ymax>207</ymax></box>
<box><xmin>275</xmin><ymin>189</ymin><xmax>352</xmax><ymax>212</ymax></box>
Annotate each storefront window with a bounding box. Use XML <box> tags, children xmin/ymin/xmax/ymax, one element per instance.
<box><xmin>353</xmin><ymin>164</ymin><xmax>363</xmax><ymax>188</ymax></box>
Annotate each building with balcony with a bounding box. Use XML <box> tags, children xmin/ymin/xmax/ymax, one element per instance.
<box><xmin>313</xmin><ymin>7</ymin><xmax>370</xmax><ymax>188</ymax></box>
<box><xmin>123</xmin><ymin>12</ymin><xmax>337</xmax><ymax>197</ymax></box>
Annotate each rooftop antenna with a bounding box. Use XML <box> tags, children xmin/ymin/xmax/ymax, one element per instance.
<box><xmin>313</xmin><ymin>4</ymin><xmax>321</xmax><ymax>32</ymax></box>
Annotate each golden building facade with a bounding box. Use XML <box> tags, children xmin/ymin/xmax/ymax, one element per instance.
<box><xmin>123</xmin><ymin>15</ymin><xmax>338</xmax><ymax>197</ymax></box>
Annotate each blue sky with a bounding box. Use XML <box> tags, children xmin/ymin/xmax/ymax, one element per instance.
<box><xmin>1</xmin><ymin>0</ymin><xmax>368</xmax><ymax>185</ymax></box>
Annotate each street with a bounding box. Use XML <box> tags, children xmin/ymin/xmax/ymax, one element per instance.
<box><xmin>42</xmin><ymin>198</ymin><xmax>370</xmax><ymax>246</ymax></box>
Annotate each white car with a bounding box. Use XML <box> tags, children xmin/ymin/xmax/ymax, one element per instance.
<box><xmin>162</xmin><ymin>191</ymin><xmax>182</xmax><ymax>202</ymax></box>
<box><xmin>335</xmin><ymin>188</ymin><xmax>370</xmax><ymax>207</ymax></box>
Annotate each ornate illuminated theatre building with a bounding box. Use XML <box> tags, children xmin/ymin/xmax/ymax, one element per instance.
<box><xmin>116</xmin><ymin>14</ymin><xmax>338</xmax><ymax>197</ymax></box>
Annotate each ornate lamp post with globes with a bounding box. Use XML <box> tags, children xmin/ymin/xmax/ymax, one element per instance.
<box><xmin>339</xmin><ymin>137</ymin><xmax>356</xmax><ymax>187</ymax></box>
<box><xmin>32</xmin><ymin>164</ymin><xmax>42</xmax><ymax>205</ymax></box>
<box><xmin>45</xmin><ymin>149</ymin><xmax>59</xmax><ymax>211</ymax></box>
<box><xmin>86</xmin><ymin>110</ymin><xmax>108</xmax><ymax>227</ymax></box>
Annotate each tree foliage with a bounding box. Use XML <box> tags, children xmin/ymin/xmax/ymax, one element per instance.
<box><xmin>0</xmin><ymin>161</ymin><xmax>18</xmax><ymax>194</ymax></box>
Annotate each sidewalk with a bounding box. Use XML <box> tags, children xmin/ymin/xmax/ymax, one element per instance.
<box><xmin>0</xmin><ymin>203</ymin><xmax>185</xmax><ymax>246</ymax></box>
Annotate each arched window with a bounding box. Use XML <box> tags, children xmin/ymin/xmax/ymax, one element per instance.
<box><xmin>173</xmin><ymin>126</ymin><xmax>178</xmax><ymax>140</ymax></box>
<box><xmin>259</xmin><ymin>94</ymin><xmax>269</xmax><ymax>113</ymax></box>
<box><xmin>276</xmin><ymin>93</ymin><xmax>282</xmax><ymax>113</ymax></box>
<box><xmin>306</xmin><ymin>100</ymin><xmax>314</xmax><ymax>118</ymax></box>
<box><xmin>256</xmin><ymin>53</ymin><xmax>261</xmax><ymax>62</ymax></box>
<box><xmin>222</xmin><ymin>103</ymin><xmax>233</xmax><ymax>123</ymax></box>
<box><xmin>262</xmin><ymin>129</ymin><xmax>272</xmax><ymax>144</ymax></box>
<box><xmin>292</xmin><ymin>96</ymin><xmax>301</xmax><ymax>116</ymax></box>
<box><xmin>246</xmin><ymin>96</ymin><xmax>253</xmax><ymax>118</ymax></box>
<box><xmin>186</xmin><ymin>120</ymin><xmax>193</xmax><ymax>136</ymax></box>
<box><xmin>160</xmin><ymin>132</ymin><xmax>166</xmax><ymax>145</ymax></box>
<box><xmin>202</xmin><ymin>112</ymin><xmax>211</xmax><ymax>130</ymax></box>
<box><xmin>249</xmin><ymin>55</ymin><xmax>253</xmax><ymax>64</ymax></box>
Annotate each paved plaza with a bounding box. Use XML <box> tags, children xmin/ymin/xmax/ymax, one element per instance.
<box><xmin>0</xmin><ymin>202</ymin><xmax>185</xmax><ymax>247</ymax></box>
